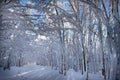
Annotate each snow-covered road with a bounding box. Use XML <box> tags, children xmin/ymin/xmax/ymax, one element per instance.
<box><xmin>0</xmin><ymin>64</ymin><xmax>66</xmax><ymax>80</ymax></box>
<box><xmin>0</xmin><ymin>64</ymin><xmax>104</xmax><ymax>80</ymax></box>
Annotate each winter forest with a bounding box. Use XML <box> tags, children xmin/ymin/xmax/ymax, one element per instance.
<box><xmin>0</xmin><ymin>0</ymin><xmax>120</xmax><ymax>80</ymax></box>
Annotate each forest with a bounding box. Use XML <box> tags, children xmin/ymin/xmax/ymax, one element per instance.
<box><xmin>0</xmin><ymin>0</ymin><xmax>120</xmax><ymax>80</ymax></box>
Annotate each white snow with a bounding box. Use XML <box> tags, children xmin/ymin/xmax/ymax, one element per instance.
<box><xmin>8</xmin><ymin>8</ymin><xmax>14</xmax><ymax>12</ymax></box>
<box><xmin>15</xmin><ymin>25</ymin><xmax>18</xmax><ymax>28</ymax></box>
<box><xmin>0</xmin><ymin>64</ymin><xmax>65</xmax><ymax>80</ymax></box>
<box><xmin>37</xmin><ymin>35</ymin><xmax>48</xmax><ymax>40</ymax></box>
<box><xmin>66</xmin><ymin>69</ymin><xmax>104</xmax><ymax>80</ymax></box>
<box><xmin>25</xmin><ymin>30</ymin><xmax>36</xmax><ymax>36</ymax></box>
<box><xmin>0</xmin><ymin>64</ymin><xmax>105</xmax><ymax>80</ymax></box>
<box><xmin>66</xmin><ymin>69</ymin><xmax>87</xmax><ymax>80</ymax></box>
<box><xmin>3</xmin><ymin>56</ymin><xmax>8</xmax><ymax>59</ymax></box>
<box><xmin>88</xmin><ymin>72</ymin><xmax>104</xmax><ymax>80</ymax></box>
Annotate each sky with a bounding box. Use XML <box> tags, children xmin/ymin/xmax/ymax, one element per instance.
<box><xmin>20</xmin><ymin>0</ymin><xmax>50</xmax><ymax>5</ymax></box>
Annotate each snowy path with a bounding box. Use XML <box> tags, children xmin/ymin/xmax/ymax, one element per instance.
<box><xmin>0</xmin><ymin>64</ymin><xmax>104</xmax><ymax>80</ymax></box>
<box><xmin>0</xmin><ymin>65</ymin><xmax>66</xmax><ymax>80</ymax></box>
<box><xmin>20</xmin><ymin>69</ymin><xmax>65</xmax><ymax>80</ymax></box>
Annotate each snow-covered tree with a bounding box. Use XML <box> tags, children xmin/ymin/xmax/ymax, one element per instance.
<box><xmin>0</xmin><ymin>0</ymin><xmax>119</xmax><ymax>80</ymax></box>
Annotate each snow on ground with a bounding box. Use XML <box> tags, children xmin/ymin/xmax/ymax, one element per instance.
<box><xmin>88</xmin><ymin>72</ymin><xmax>104</xmax><ymax>80</ymax></box>
<box><xmin>66</xmin><ymin>69</ymin><xmax>104</xmax><ymax>80</ymax></box>
<box><xmin>0</xmin><ymin>64</ymin><xmax>104</xmax><ymax>80</ymax></box>
<box><xmin>66</xmin><ymin>69</ymin><xmax>87</xmax><ymax>80</ymax></box>
<box><xmin>0</xmin><ymin>64</ymin><xmax>65</xmax><ymax>80</ymax></box>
